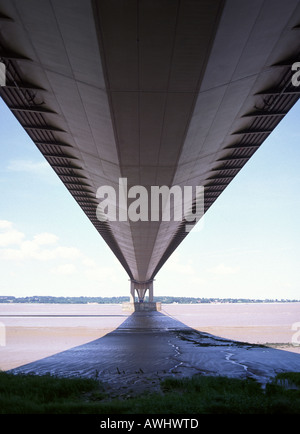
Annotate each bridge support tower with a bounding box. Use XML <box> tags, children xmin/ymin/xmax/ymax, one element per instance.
<box><xmin>123</xmin><ymin>280</ymin><xmax>161</xmax><ymax>311</ymax></box>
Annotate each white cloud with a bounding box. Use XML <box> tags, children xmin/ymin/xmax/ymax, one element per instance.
<box><xmin>7</xmin><ymin>159</ymin><xmax>49</xmax><ymax>175</ymax></box>
<box><xmin>0</xmin><ymin>227</ymin><xmax>24</xmax><ymax>246</ymax></box>
<box><xmin>84</xmin><ymin>265</ymin><xmax>121</xmax><ymax>284</ymax></box>
<box><xmin>51</xmin><ymin>263</ymin><xmax>77</xmax><ymax>275</ymax></box>
<box><xmin>82</xmin><ymin>257</ymin><xmax>97</xmax><ymax>267</ymax></box>
<box><xmin>0</xmin><ymin>220</ymin><xmax>25</xmax><ymax>247</ymax></box>
<box><xmin>0</xmin><ymin>220</ymin><xmax>126</xmax><ymax>291</ymax></box>
<box><xmin>165</xmin><ymin>251</ymin><xmax>195</xmax><ymax>275</ymax></box>
<box><xmin>6</xmin><ymin>159</ymin><xmax>59</xmax><ymax>185</ymax></box>
<box><xmin>0</xmin><ymin>248</ymin><xmax>24</xmax><ymax>260</ymax></box>
<box><xmin>0</xmin><ymin>221</ymin><xmax>80</xmax><ymax>262</ymax></box>
<box><xmin>33</xmin><ymin>233</ymin><xmax>59</xmax><ymax>245</ymax></box>
<box><xmin>0</xmin><ymin>220</ymin><xmax>13</xmax><ymax>230</ymax></box>
<box><xmin>35</xmin><ymin>246</ymin><xmax>81</xmax><ymax>261</ymax></box>
<box><xmin>208</xmin><ymin>263</ymin><xmax>239</xmax><ymax>275</ymax></box>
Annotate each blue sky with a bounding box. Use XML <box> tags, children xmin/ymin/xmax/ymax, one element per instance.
<box><xmin>0</xmin><ymin>97</ymin><xmax>299</xmax><ymax>299</ymax></box>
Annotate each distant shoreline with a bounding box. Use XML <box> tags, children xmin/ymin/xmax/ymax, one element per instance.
<box><xmin>0</xmin><ymin>295</ymin><xmax>299</xmax><ymax>304</ymax></box>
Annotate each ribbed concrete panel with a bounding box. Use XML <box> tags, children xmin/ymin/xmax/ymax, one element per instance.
<box><xmin>94</xmin><ymin>0</ymin><xmax>225</xmax><ymax>281</ymax></box>
<box><xmin>0</xmin><ymin>0</ymin><xmax>299</xmax><ymax>289</ymax></box>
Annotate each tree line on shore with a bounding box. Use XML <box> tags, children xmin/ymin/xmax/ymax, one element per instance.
<box><xmin>0</xmin><ymin>295</ymin><xmax>299</xmax><ymax>304</ymax></box>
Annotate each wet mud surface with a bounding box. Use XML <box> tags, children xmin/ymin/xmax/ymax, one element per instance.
<box><xmin>10</xmin><ymin>311</ymin><xmax>300</xmax><ymax>398</ymax></box>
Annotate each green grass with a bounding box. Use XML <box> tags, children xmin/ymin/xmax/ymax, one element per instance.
<box><xmin>0</xmin><ymin>371</ymin><xmax>300</xmax><ymax>414</ymax></box>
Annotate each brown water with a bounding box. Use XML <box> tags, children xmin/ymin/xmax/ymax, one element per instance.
<box><xmin>162</xmin><ymin>302</ymin><xmax>300</xmax><ymax>347</ymax></box>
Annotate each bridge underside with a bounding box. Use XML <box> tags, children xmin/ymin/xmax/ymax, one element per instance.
<box><xmin>0</xmin><ymin>0</ymin><xmax>300</xmax><ymax>299</ymax></box>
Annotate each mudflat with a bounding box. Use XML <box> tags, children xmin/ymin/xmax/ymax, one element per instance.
<box><xmin>1</xmin><ymin>303</ymin><xmax>300</xmax><ymax>397</ymax></box>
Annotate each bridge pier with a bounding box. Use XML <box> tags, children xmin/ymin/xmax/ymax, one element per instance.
<box><xmin>123</xmin><ymin>280</ymin><xmax>160</xmax><ymax>311</ymax></box>
<box><xmin>130</xmin><ymin>281</ymin><xmax>135</xmax><ymax>304</ymax></box>
<box><xmin>130</xmin><ymin>279</ymin><xmax>154</xmax><ymax>302</ymax></box>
